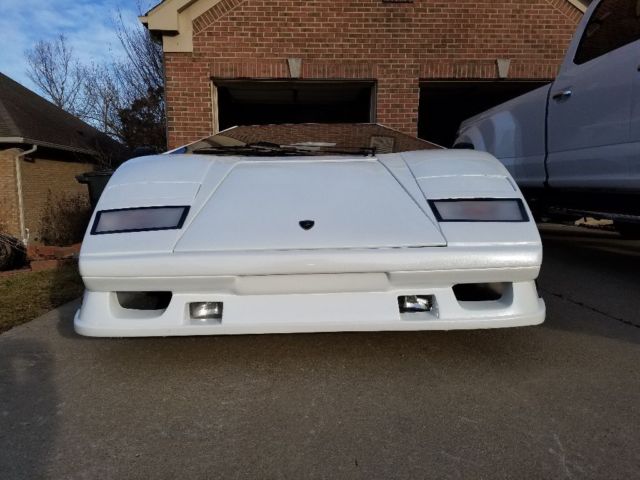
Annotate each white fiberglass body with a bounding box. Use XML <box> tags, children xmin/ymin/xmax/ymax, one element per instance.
<box><xmin>75</xmin><ymin>148</ymin><xmax>544</xmax><ymax>337</ymax></box>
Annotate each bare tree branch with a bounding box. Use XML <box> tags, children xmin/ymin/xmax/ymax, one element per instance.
<box><xmin>23</xmin><ymin>11</ymin><xmax>166</xmax><ymax>155</ymax></box>
<box><xmin>25</xmin><ymin>34</ymin><xmax>87</xmax><ymax>116</ymax></box>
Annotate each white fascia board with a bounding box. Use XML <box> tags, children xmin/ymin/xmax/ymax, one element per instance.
<box><xmin>0</xmin><ymin>137</ymin><xmax>96</xmax><ymax>156</ymax></box>
<box><xmin>565</xmin><ymin>0</ymin><xmax>587</xmax><ymax>12</ymax></box>
<box><xmin>141</xmin><ymin>0</ymin><xmax>225</xmax><ymax>52</ymax></box>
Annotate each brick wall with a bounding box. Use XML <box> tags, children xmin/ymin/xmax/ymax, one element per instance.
<box><xmin>164</xmin><ymin>0</ymin><xmax>582</xmax><ymax>149</ymax></box>
<box><xmin>20</xmin><ymin>157</ymin><xmax>93</xmax><ymax>244</ymax></box>
<box><xmin>0</xmin><ymin>149</ymin><xmax>20</xmax><ymax>237</ymax></box>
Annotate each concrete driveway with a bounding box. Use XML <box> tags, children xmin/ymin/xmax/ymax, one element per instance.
<box><xmin>1</xmin><ymin>224</ymin><xmax>639</xmax><ymax>479</ymax></box>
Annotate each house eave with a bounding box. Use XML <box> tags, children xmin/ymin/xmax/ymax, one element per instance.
<box><xmin>0</xmin><ymin>137</ymin><xmax>98</xmax><ymax>156</ymax></box>
<box><xmin>566</xmin><ymin>0</ymin><xmax>587</xmax><ymax>12</ymax></box>
<box><xmin>140</xmin><ymin>0</ymin><xmax>227</xmax><ymax>52</ymax></box>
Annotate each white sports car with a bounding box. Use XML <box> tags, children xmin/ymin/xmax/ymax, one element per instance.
<box><xmin>75</xmin><ymin>126</ymin><xmax>545</xmax><ymax>337</ymax></box>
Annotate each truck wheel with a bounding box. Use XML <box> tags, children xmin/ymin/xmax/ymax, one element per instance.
<box><xmin>0</xmin><ymin>236</ymin><xmax>14</xmax><ymax>271</ymax></box>
<box><xmin>0</xmin><ymin>234</ymin><xmax>25</xmax><ymax>271</ymax></box>
<box><xmin>452</xmin><ymin>143</ymin><xmax>474</xmax><ymax>150</ymax></box>
<box><xmin>614</xmin><ymin>222</ymin><xmax>640</xmax><ymax>239</ymax></box>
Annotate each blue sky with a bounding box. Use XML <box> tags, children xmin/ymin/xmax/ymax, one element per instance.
<box><xmin>0</xmin><ymin>0</ymin><xmax>157</xmax><ymax>91</ymax></box>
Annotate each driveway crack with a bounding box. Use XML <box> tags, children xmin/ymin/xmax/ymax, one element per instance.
<box><xmin>541</xmin><ymin>288</ymin><xmax>640</xmax><ymax>330</ymax></box>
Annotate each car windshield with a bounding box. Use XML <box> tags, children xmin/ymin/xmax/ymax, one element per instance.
<box><xmin>178</xmin><ymin>123</ymin><xmax>441</xmax><ymax>156</ymax></box>
<box><xmin>192</xmin><ymin>141</ymin><xmax>376</xmax><ymax>157</ymax></box>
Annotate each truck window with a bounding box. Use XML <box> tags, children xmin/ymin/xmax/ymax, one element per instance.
<box><xmin>574</xmin><ymin>0</ymin><xmax>640</xmax><ymax>65</ymax></box>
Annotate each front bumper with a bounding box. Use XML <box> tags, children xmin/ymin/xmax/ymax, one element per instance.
<box><xmin>74</xmin><ymin>271</ymin><xmax>545</xmax><ymax>337</ymax></box>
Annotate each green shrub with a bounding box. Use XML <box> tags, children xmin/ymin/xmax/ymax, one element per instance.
<box><xmin>38</xmin><ymin>191</ymin><xmax>92</xmax><ymax>246</ymax></box>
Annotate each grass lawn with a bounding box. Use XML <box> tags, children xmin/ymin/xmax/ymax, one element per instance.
<box><xmin>0</xmin><ymin>263</ymin><xmax>84</xmax><ymax>334</ymax></box>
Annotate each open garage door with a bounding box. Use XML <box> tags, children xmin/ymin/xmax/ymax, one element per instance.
<box><xmin>418</xmin><ymin>81</ymin><xmax>549</xmax><ymax>148</ymax></box>
<box><xmin>215</xmin><ymin>80</ymin><xmax>375</xmax><ymax>131</ymax></box>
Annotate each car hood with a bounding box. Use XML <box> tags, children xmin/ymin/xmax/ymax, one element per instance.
<box><xmin>81</xmin><ymin>150</ymin><xmax>526</xmax><ymax>258</ymax></box>
<box><xmin>174</xmin><ymin>158</ymin><xmax>446</xmax><ymax>252</ymax></box>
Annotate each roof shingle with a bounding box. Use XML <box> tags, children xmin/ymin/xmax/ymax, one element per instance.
<box><xmin>0</xmin><ymin>72</ymin><xmax>121</xmax><ymax>157</ymax></box>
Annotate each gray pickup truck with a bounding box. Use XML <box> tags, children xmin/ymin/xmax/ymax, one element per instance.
<box><xmin>455</xmin><ymin>0</ymin><xmax>640</xmax><ymax>235</ymax></box>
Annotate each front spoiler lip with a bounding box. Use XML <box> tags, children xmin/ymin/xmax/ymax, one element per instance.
<box><xmin>74</xmin><ymin>297</ymin><xmax>545</xmax><ymax>338</ymax></box>
<box><xmin>74</xmin><ymin>278</ymin><xmax>545</xmax><ymax>337</ymax></box>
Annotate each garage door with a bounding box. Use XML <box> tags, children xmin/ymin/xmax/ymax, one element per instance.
<box><xmin>215</xmin><ymin>80</ymin><xmax>375</xmax><ymax>131</ymax></box>
<box><xmin>418</xmin><ymin>81</ymin><xmax>549</xmax><ymax>148</ymax></box>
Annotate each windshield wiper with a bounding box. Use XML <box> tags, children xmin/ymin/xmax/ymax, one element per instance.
<box><xmin>192</xmin><ymin>142</ymin><xmax>375</xmax><ymax>157</ymax></box>
<box><xmin>192</xmin><ymin>143</ymin><xmax>310</xmax><ymax>156</ymax></box>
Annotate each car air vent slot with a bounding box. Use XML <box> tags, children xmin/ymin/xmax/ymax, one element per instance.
<box><xmin>116</xmin><ymin>292</ymin><xmax>172</xmax><ymax>311</ymax></box>
<box><xmin>452</xmin><ymin>283</ymin><xmax>507</xmax><ymax>302</ymax></box>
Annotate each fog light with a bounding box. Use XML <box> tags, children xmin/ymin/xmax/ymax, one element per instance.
<box><xmin>398</xmin><ymin>295</ymin><xmax>434</xmax><ymax>313</ymax></box>
<box><xmin>190</xmin><ymin>302</ymin><xmax>223</xmax><ymax>320</ymax></box>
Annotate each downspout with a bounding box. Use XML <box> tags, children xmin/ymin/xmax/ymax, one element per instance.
<box><xmin>15</xmin><ymin>145</ymin><xmax>37</xmax><ymax>245</ymax></box>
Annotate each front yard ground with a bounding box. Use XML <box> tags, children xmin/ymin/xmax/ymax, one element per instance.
<box><xmin>0</xmin><ymin>263</ymin><xmax>83</xmax><ymax>334</ymax></box>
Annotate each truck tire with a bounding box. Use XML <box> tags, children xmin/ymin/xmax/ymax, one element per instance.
<box><xmin>0</xmin><ymin>236</ymin><xmax>14</xmax><ymax>271</ymax></box>
<box><xmin>0</xmin><ymin>234</ymin><xmax>25</xmax><ymax>271</ymax></box>
<box><xmin>614</xmin><ymin>222</ymin><xmax>640</xmax><ymax>239</ymax></box>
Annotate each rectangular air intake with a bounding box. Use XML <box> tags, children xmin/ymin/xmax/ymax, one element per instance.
<box><xmin>452</xmin><ymin>283</ymin><xmax>507</xmax><ymax>302</ymax></box>
<box><xmin>116</xmin><ymin>292</ymin><xmax>172</xmax><ymax>311</ymax></box>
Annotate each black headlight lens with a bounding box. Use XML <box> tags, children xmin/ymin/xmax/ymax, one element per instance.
<box><xmin>91</xmin><ymin>206</ymin><xmax>190</xmax><ymax>234</ymax></box>
<box><xmin>429</xmin><ymin>199</ymin><xmax>528</xmax><ymax>222</ymax></box>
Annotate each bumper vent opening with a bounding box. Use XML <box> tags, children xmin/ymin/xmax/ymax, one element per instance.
<box><xmin>453</xmin><ymin>283</ymin><xmax>507</xmax><ymax>302</ymax></box>
<box><xmin>116</xmin><ymin>292</ymin><xmax>172</xmax><ymax>311</ymax></box>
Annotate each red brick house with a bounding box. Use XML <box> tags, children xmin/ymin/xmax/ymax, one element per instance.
<box><xmin>0</xmin><ymin>73</ymin><xmax>122</xmax><ymax>245</ymax></box>
<box><xmin>142</xmin><ymin>0</ymin><xmax>589</xmax><ymax>150</ymax></box>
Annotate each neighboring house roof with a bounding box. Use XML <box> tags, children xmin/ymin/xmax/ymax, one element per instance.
<box><xmin>0</xmin><ymin>72</ymin><xmax>121</xmax><ymax>159</ymax></box>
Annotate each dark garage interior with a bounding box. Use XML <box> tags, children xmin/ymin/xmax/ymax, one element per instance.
<box><xmin>418</xmin><ymin>81</ymin><xmax>549</xmax><ymax>148</ymax></box>
<box><xmin>216</xmin><ymin>80</ymin><xmax>375</xmax><ymax>131</ymax></box>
